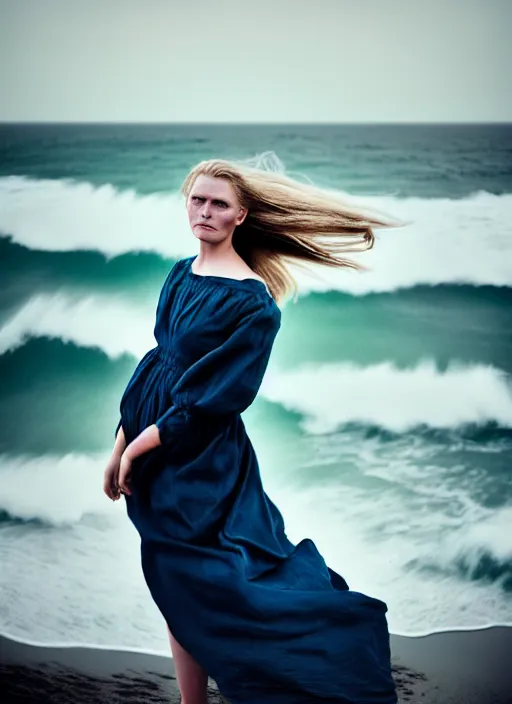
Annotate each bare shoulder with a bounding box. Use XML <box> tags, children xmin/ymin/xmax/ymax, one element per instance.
<box><xmin>194</xmin><ymin>256</ymin><xmax>266</xmax><ymax>284</ymax></box>
<box><xmin>233</xmin><ymin>261</ymin><xmax>266</xmax><ymax>284</ymax></box>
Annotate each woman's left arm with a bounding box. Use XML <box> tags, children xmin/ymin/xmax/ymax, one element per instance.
<box><xmin>117</xmin><ymin>296</ymin><xmax>280</xmax><ymax>494</ymax></box>
<box><xmin>123</xmin><ymin>424</ymin><xmax>161</xmax><ymax>462</ymax></box>
<box><xmin>155</xmin><ymin>296</ymin><xmax>281</xmax><ymax>446</ymax></box>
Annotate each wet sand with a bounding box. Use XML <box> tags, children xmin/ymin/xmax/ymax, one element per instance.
<box><xmin>1</xmin><ymin>626</ymin><xmax>511</xmax><ymax>703</ymax></box>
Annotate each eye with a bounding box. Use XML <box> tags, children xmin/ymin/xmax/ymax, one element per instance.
<box><xmin>191</xmin><ymin>196</ymin><xmax>202</xmax><ymax>203</ymax></box>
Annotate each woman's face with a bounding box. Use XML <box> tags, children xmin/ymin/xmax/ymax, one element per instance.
<box><xmin>187</xmin><ymin>174</ymin><xmax>247</xmax><ymax>242</ymax></box>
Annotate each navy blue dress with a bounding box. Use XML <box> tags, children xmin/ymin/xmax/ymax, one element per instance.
<box><xmin>115</xmin><ymin>255</ymin><xmax>397</xmax><ymax>704</ymax></box>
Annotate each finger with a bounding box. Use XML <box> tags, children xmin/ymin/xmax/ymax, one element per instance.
<box><xmin>106</xmin><ymin>478</ymin><xmax>120</xmax><ymax>501</ymax></box>
<box><xmin>104</xmin><ymin>480</ymin><xmax>113</xmax><ymax>500</ymax></box>
<box><xmin>118</xmin><ymin>478</ymin><xmax>131</xmax><ymax>496</ymax></box>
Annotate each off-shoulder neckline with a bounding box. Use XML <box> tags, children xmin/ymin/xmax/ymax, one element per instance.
<box><xmin>185</xmin><ymin>256</ymin><xmax>272</xmax><ymax>297</ymax></box>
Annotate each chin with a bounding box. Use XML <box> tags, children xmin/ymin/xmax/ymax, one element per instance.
<box><xmin>194</xmin><ymin>230</ymin><xmax>225</xmax><ymax>242</ymax></box>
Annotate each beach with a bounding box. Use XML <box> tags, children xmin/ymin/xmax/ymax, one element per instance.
<box><xmin>2</xmin><ymin>626</ymin><xmax>511</xmax><ymax>703</ymax></box>
<box><xmin>1</xmin><ymin>123</ymin><xmax>511</xmax><ymax>702</ymax></box>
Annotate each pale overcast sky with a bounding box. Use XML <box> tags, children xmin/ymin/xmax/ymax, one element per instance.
<box><xmin>1</xmin><ymin>0</ymin><xmax>510</xmax><ymax>123</ymax></box>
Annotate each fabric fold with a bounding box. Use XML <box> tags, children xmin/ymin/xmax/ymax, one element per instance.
<box><xmin>155</xmin><ymin>297</ymin><xmax>281</xmax><ymax>446</ymax></box>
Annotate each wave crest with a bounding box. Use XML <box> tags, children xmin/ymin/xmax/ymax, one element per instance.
<box><xmin>1</xmin><ymin>175</ymin><xmax>511</xmax><ymax>293</ymax></box>
<box><xmin>262</xmin><ymin>360</ymin><xmax>512</xmax><ymax>432</ymax></box>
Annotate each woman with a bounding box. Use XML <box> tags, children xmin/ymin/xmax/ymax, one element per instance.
<box><xmin>103</xmin><ymin>155</ymin><xmax>404</xmax><ymax>704</ymax></box>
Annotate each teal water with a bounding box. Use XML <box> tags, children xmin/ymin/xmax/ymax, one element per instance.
<box><xmin>1</xmin><ymin>123</ymin><xmax>511</xmax><ymax>197</ymax></box>
<box><xmin>0</xmin><ymin>123</ymin><xmax>511</xmax><ymax>653</ymax></box>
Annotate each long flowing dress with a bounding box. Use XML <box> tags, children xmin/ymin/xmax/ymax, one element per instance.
<box><xmin>115</xmin><ymin>255</ymin><xmax>397</xmax><ymax>704</ymax></box>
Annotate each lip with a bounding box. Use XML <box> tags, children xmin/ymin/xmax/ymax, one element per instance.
<box><xmin>197</xmin><ymin>223</ymin><xmax>216</xmax><ymax>230</ymax></box>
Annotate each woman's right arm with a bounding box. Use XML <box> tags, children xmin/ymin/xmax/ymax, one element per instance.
<box><xmin>104</xmin><ymin>424</ymin><xmax>127</xmax><ymax>501</ymax></box>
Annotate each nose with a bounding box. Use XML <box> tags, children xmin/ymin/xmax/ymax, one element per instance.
<box><xmin>200</xmin><ymin>204</ymin><xmax>211</xmax><ymax>219</ymax></box>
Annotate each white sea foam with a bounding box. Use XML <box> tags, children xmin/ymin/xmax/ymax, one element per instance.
<box><xmin>261</xmin><ymin>359</ymin><xmax>512</xmax><ymax>432</ymax></box>
<box><xmin>1</xmin><ymin>175</ymin><xmax>511</xmax><ymax>293</ymax></box>
<box><xmin>0</xmin><ymin>175</ymin><xmax>190</xmax><ymax>259</ymax></box>
<box><xmin>0</xmin><ymin>451</ymin><xmax>116</xmax><ymax>526</ymax></box>
<box><xmin>0</xmin><ymin>292</ymin><xmax>154</xmax><ymax>358</ymax></box>
<box><xmin>0</xmin><ymin>452</ymin><xmax>156</xmax><ymax>649</ymax></box>
<box><xmin>413</xmin><ymin>505</ymin><xmax>512</xmax><ymax>588</ymax></box>
<box><xmin>1</xmin><ymin>444</ymin><xmax>511</xmax><ymax>644</ymax></box>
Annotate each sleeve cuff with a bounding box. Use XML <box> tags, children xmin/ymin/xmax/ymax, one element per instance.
<box><xmin>155</xmin><ymin>406</ymin><xmax>190</xmax><ymax>446</ymax></box>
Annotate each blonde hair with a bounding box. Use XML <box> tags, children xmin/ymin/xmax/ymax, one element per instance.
<box><xmin>181</xmin><ymin>152</ymin><xmax>408</xmax><ymax>303</ymax></box>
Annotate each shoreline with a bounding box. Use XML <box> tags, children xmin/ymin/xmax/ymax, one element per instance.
<box><xmin>1</xmin><ymin>626</ymin><xmax>511</xmax><ymax>703</ymax></box>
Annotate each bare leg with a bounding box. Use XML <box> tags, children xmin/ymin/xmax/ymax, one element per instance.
<box><xmin>167</xmin><ymin>623</ymin><xmax>208</xmax><ymax>704</ymax></box>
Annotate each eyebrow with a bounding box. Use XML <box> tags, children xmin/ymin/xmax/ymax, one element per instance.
<box><xmin>190</xmin><ymin>193</ymin><xmax>231</xmax><ymax>206</ymax></box>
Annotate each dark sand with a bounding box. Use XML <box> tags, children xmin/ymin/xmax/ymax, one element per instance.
<box><xmin>1</xmin><ymin>627</ymin><xmax>511</xmax><ymax>703</ymax></box>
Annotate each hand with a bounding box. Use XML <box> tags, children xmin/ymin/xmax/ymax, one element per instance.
<box><xmin>117</xmin><ymin>452</ymin><xmax>133</xmax><ymax>496</ymax></box>
<box><xmin>103</xmin><ymin>451</ymin><xmax>122</xmax><ymax>501</ymax></box>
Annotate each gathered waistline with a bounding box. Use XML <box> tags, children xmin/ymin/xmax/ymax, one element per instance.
<box><xmin>156</xmin><ymin>346</ymin><xmax>183</xmax><ymax>372</ymax></box>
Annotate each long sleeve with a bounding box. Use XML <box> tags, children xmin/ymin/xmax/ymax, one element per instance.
<box><xmin>155</xmin><ymin>297</ymin><xmax>281</xmax><ymax>446</ymax></box>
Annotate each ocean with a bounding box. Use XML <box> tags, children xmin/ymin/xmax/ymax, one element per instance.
<box><xmin>0</xmin><ymin>123</ymin><xmax>511</xmax><ymax>655</ymax></box>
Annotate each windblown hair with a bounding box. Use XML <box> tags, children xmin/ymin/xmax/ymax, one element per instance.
<box><xmin>181</xmin><ymin>152</ymin><xmax>408</xmax><ymax>304</ymax></box>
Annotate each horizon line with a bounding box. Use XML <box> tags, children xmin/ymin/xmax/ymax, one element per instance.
<box><xmin>1</xmin><ymin>119</ymin><xmax>511</xmax><ymax>127</ymax></box>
